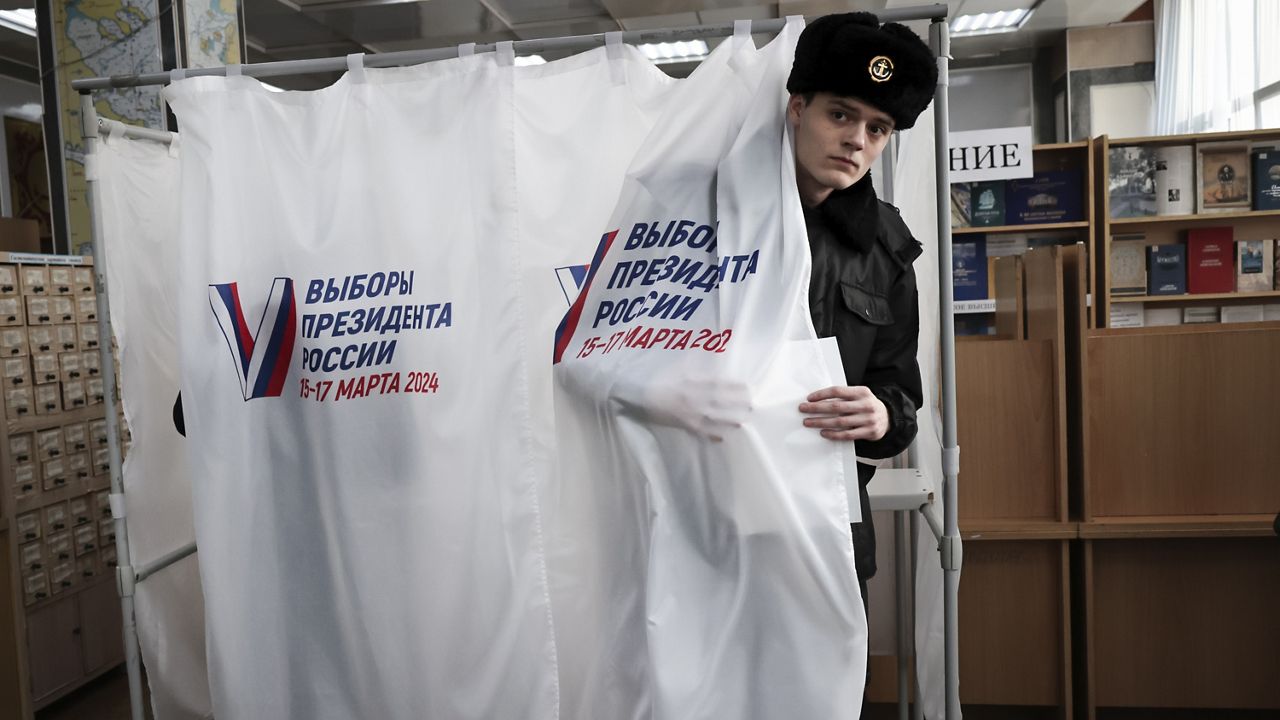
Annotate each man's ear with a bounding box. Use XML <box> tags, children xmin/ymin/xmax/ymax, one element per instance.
<box><xmin>786</xmin><ymin>93</ymin><xmax>807</xmax><ymax>124</ymax></box>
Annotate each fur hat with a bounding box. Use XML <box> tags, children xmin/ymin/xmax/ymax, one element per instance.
<box><xmin>786</xmin><ymin>12</ymin><xmax>938</xmax><ymax>130</ymax></box>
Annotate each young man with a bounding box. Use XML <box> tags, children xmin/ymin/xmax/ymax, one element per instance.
<box><xmin>788</xmin><ymin>13</ymin><xmax>937</xmax><ymax>604</ymax></box>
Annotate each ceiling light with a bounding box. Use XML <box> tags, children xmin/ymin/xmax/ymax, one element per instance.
<box><xmin>514</xmin><ymin>55</ymin><xmax>547</xmax><ymax>67</ymax></box>
<box><xmin>0</xmin><ymin>9</ymin><xmax>37</xmax><ymax>36</ymax></box>
<box><xmin>638</xmin><ymin>40</ymin><xmax>708</xmax><ymax>65</ymax></box>
<box><xmin>950</xmin><ymin>7</ymin><xmax>1032</xmax><ymax>38</ymax></box>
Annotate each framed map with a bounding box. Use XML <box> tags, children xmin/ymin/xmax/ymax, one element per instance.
<box><xmin>52</xmin><ymin>0</ymin><xmax>165</xmax><ymax>254</ymax></box>
<box><xmin>181</xmin><ymin>0</ymin><xmax>242</xmax><ymax>68</ymax></box>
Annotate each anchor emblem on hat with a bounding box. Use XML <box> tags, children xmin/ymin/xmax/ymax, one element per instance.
<box><xmin>869</xmin><ymin>55</ymin><xmax>894</xmax><ymax>82</ymax></box>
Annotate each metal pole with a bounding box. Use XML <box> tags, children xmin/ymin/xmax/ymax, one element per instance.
<box><xmin>80</xmin><ymin>91</ymin><xmax>146</xmax><ymax>720</ymax></box>
<box><xmin>910</xmin><ymin>511</ymin><xmax>924</xmax><ymax>720</ymax></box>
<box><xmin>929</xmin><ymin>19</ymin><xmax>963</xmax><ymax>720</ymax></box>
<box><xmin>894</xmin><ymin>510</ymin><xmax>911</xmax><ymax>720</ymax></box>
<box><xmin>134</xmin><ymin>542</ymin><xmax>198</xmax><ymax>583</ymax></box>
<box><xmin>70</xmin><ymin>4</ymin><xmax>949</xmax><ymax>91</ymax></box>
<box><xmin>99</xmin><ymin>117</ymin><xmax>174</xmax><ymax>145</ymax></box>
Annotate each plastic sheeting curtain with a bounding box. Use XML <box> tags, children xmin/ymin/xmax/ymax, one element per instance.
<box><xmin>96</xmin><ymin>131</ymin><xmax>213</xmax><ymax>719</ymax></box>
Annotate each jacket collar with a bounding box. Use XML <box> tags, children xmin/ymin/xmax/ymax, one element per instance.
<box><xmin>816</xmin><ymin>174</ymin><xmax>881</xmax><ymax>254</ymax></box>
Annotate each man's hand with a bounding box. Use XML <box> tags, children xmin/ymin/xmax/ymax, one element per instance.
<box><xmin>798</xmin><ymin>385</ymin><xmax>889</xmax><ymax>441</ymax></box>
<box><xmin>611</xmin><ymin>374</ymin><xmax>752</xmax><ymax>443</ymax></box>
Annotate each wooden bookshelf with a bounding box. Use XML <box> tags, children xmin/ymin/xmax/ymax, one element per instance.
<box><xmin>1110</xmin><ymin>207</ymin><xmax>1280</xmax><ymax>225</ymax></box>
<box><xmin>961</xmin><ymin>520</ymin><xmax>1078</xmax><ymax>541</ymax></box>
<box><xmin>954</xmin><ymin>221</ymin><xmax>1090</xmax><ymax>235</ymax></box>
<box><xmin>1107</xmin><ymin>127</ymin><xmax>1280</xmax><ymax>147</ymax></box>
<box><xmin>1078</xmin><ymin>514</ymin><xmax>1274</xmax><ymax>539</ymax></box>
<box><xmin>1093</xmin><ymin>128</ymin><xmax>1280</xmax><ymax>329</ymax></box>
<box><xmin>1109</xmin><ymin>289</ymin><xmax>1280</xmax><ymax>303</ymax></box>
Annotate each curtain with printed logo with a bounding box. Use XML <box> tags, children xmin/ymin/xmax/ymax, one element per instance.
<box><xmin>546</xmin><ymin>19</ymin><xmax>870</xmax><ymax>718</ymax></box>
<box><xmin>164</xmin><ymin>56</ymin><xmax>565</xmax><ymax>719</ymax></box>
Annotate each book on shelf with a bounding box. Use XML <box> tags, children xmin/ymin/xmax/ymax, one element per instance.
<box><xmin>1110</xmin><ymin>233</ymin><xmax>1148</xmax><ymax>296</ymax></box>
<box><xmin>955</xmin><ymin>314</ymin><xmax>996</xmax><ymax>337</ymax></box>
<box><xmin>1154</xmin><ymin>145</ymin><xmax>1195</xmax><ymax>216</ymax></box>
<box><xmin>1144</xmin><ymin>306</ymin><xmax>1183</xmax><ymax>327</ymax></box>
<box><xmin>1186</xmin><ymin>226</ymin><xmax>1234</xmax><ymax>294</ymax></box>
<box><xmin>1146</xmin><ymin>244</ymin><xmax>1186</xmax><ymax>295</ymax></box>
<box><xmin>986</xmin><ymin>234</ymin><xmax>1027</xmax><ymax>257</ymax></box>
<box><xmin>1221</xmin><ymin>304</ymin><xmax>1265</xmax><ymax>324</ymax></box>
<box><xmin>1197</xmin><ymin>142</ymin><xmax>1251</xmax><ymax>212</ymax></box>
<box><xmin>970</xmin><ymin>181</ymin><xmax>1006</xmax><ymax>227</ymax></box>
<box><xmin>1235</xmin><ymin>239</ymin><xmax>1274</xmax><ymax>292</ymax></box>
<box><xmin>1253</xmin><ymin>149</ymin><xmax>1280</xmax><ymax>211</ymax></box>
<box><xmin>953</xmin><ymin>236</ymin><xmax>988</xmax><ymax>301</ymax></box>
<box><xmin>1109</xmin><ymin>145</ymin><xmax>1156</xmax><ymax>218</ymax></box>
<box><xmin>1183</xmin><ymin>306</ymin><xmax>1220</xmax><ymax>324</ymax></box>
<box><xmin>1005</xmin><ymin>170</ymin><xmax>1084</xmax><ymax>224</ymax></box>
<box><xmin>950</xmin><ymin>183</ymin><xmax>972</xmax><ymax>228</ymax></box>
<box><xmin>1109</xmin><ymin>304</ymin><xmax>1144</xmax><ymax>328</ymax></box>
<box><xmin>1276</xmin><ymin>239</ymin><xmax>1280</xmax><ymax>290</ymax></box>
<box><xmin>984</xmin><ymin>232</ymin><xmax>1075</xmax><ymax>258</ymax></box>
<box><xmin>1264</xmin><ymin>304</ymin><xmax>1280</xmax><ymax>322</ymax></box>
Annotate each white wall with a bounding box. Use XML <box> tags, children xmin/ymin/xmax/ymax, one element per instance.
<box><xmin>949</xmin><ymin>64</ymin><xmax>1034</xmax><ymax>132</ymax></box>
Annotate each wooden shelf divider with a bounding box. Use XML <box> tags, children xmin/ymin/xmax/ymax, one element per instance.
<box><xmin>954</xmin><ymin>221</ymin><xmax>1090</xmax><ymax>235</ymax></box>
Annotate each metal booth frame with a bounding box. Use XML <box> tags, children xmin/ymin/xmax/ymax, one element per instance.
<box><xmin>71</xmin><ymin>5</ymin><xmax>961</xmax><ymax>718</ymax></box>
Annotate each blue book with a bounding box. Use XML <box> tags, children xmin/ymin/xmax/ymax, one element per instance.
<box><xmin>1146</xmin><ymin>244</ymin><xmax>1186</xmax><ymax>295</ymax></box>
<box><xmin>1252</xmin><ymin>150</ymin><xmax>1280</xmax><ymax>210</ymax></box>
<box><xmin>953</xmin><ymin>236</ymin><xmax>988</xmax><ymax>301</ymax></box>
<box><xmin>1007</xmin><ymin>170</ymin><xmax>1084</xmax><ymax>225</ymax></box>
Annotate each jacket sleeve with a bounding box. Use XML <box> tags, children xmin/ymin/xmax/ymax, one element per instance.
<box><xmin>856</xmin><ymin>257</ymin><xmax>923</xmax><ymax>460</ymax></box>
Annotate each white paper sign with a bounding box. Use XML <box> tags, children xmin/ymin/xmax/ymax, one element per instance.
<box><xmin>948</xmin><ymin>126</ymin><xmax>1034</xmax><ymax>183</ymax></box>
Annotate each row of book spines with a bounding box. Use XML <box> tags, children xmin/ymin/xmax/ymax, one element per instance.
<box><xmin>951</xmin><ymin>170</ymin><xmax>1085</xmax><ymax>228</ymax></box>
<box><xmin>1110</xmin><ymin>232</ymin><xmax>1277</xmax><ymax>296</ymax></box>
<box><xmin>951</xmin><ymin>235</ymin><xmax>1079</xmax><ymax>301</ymax></box>
<box><xmin>1108</xmin><ymin>143</ymin><xmax>1280</xmax><ymax>219</ymax></box>
<box><xmin>1109</xmin><ymin>303</ymin><xmax>1280</xmax><ymax>328</ymax></box>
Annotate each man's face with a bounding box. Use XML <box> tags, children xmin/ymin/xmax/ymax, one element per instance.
<box><xmin>788</xmin><ymin>93</ymin><xmax>894</xmax><ymax>205</ymax></box>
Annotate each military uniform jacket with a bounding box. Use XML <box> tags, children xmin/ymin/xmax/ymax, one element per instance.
<box><xmin>804</xmin><ymin>175</ymin><xmax>924</xmax><ymax>581</ymax></box>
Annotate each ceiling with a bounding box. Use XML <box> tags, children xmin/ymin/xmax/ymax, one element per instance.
<box><xmin>0</xmin><ymin>0</ymin><xmax>1149</xmax><ymax>91</ymax></box>
<box><xmin>246</xmin><ymin>0</ymin><xmax>1148</xmax><ymax>88</ymax></box>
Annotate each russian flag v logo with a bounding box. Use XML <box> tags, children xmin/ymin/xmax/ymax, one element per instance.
<box><xmin>208</xmin><ymin>278</ymin><xmax>297</xmax><ymax>401</ymax></box>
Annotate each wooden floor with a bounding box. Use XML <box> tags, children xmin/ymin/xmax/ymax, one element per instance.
<box><xmin>35</xmin><ymin>665</ymin><xmax>152</xmax><ymax>720</ymax></box>
<box><xmin>29</xmin><ymin>670</ymin><xmax>1278</xmax><ymax>719</ymax></box>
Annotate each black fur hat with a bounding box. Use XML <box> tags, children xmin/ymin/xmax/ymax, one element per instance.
<box><xmin>787</xmin><ymin>12</ymin><xmax>938</xmax><ymax>130</ymax></box>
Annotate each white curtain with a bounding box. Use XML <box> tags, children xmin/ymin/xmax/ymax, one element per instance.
<box><xmin>1155</xmin><ymin>0</ymin><xmax>1280</xmax><ymax>134</ymax></box>
<box><xmin>548</xmin><ymin>20</ymin><xmax>868</xmax><ymax>718</ymax></box>
<box><xmin>96</xmin><ymin>130</ymin><xmax>213</xmax><ymax>720</ymax></box>
<box><xmin>894</xmin><ymin>105</ymin><xmax>951</xmax><ymax>720</ymax></box>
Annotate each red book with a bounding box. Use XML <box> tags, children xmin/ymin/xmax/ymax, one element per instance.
<box><xmin>1186</xmin><ymin>227</ymin><xmax>1235</xmax><ymax>294</ymax></box>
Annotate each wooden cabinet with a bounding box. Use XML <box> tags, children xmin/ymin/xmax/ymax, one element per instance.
<box><xmin>22</xmin><ymin>579</ymin><xmax>122</xmax><ymax>706</ymax></box>
<box><xmin>1083</xmin><ymin>537</ymin><xmax>1280</xmax><ymax>713</ymax></box>
<box><xmin>0</xmin><ymin>254</ymin><xmax>121</xmax><ymax>718</ymax></box>
<box><xmin>25</xmin><ymin>595</ymin><xmax>82</xmax><ymax>702</ymax></box>
<box><xmin>12</xmin><ymin>575</ymin><xmax>121</xmax><ymax>713</ymax></box>
<box><xmin>960</xmin><ymin>540</ymin><xmax>1072</xmax><ymax>711</ymax></box>
<box><xmin>78</xmin><ymin>577</ymin><xmax>123</xmax><ymax>676</ymax></box>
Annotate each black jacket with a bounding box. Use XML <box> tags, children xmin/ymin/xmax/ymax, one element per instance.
<box><xmin>804</xmin><ymin>175</ymin><xmax>923</xmax><ymax>581</ymax></box>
